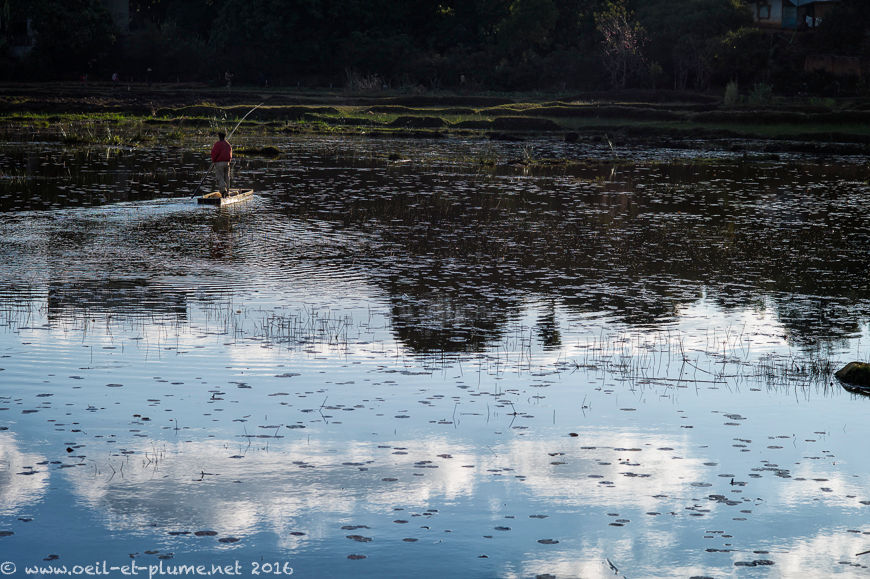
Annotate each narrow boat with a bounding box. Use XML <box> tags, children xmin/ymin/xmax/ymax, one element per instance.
<box><xmin>197</xmin><ymin>189</ymin><xmax>254</xmax><ymax>206</ymax></box>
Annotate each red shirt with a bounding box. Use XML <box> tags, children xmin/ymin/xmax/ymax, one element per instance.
<box><xmin>211</xmin><ymin>139</ymin><xmax>232</xmax><ymax>163</ymax></box>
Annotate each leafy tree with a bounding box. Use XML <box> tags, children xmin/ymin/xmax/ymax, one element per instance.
<box><xmin>595</xmin><ymin>0</ymin><xmax>646</xmax><ymax>88</ymax></box>
<box><xmin>496</xmin><ymin>0</ymin><xmax>559</xmax><ymax>57</ymax></box>
<box><xmin>26</xmin><ymin>0</ymin><xmax>117</xmax><ymax>79</ymax></box>
<box><xmin>715</xmin><ymin>27</ymin><xmax>777</xmax><ymax>87</ymax></box>
<box><xmin>208</xmin><ymin>0</ymin><xmax>326</xmax><ymax>82</ymax></box>
<box><xmin>635</xmin><ymin>0</ymin><xmax>751</xmax><ymax>90</ymax></box>
<box><xmin>430</xmin><ymin>0</ymin><xmax>510</xmax><ymax>49</ymax></box>
<box><xmin>119</xmin><ymin>0</ymin><xmax>217</xmax><ymax>81</ymax></box>
<box><xmin>0</xmin><ymin>0</ymin><xmax>14</xmax><ymax>54</ymax></box>
<box><xmin>130</xmin><ymin>0</ymin><xmax>171</xmax><ymax>28</ymax></box>
<box><xmin>550</xmin><ymin>0</ymin><xmax>597</xmax><ymax>48</ymax></box>
<box><xmin>421</xmin><ymin>0</ymin><xmax>509</xmax><ymax>87</ymax></box>
<box><xmin>0</xmin><ymin>0</ymin><xmax>817</xmax><ymax>92</ymax></box>
<box><xmin>129</xmin><ymin>0</ymin><xmax>225</xmax><ymax>33</ymax></box>
<box><xmin>120</xmin><ymin>20</ymin><xmax>209</xmax><ymax>82</ymax></box>
<box><xmin>813</xmin><ymin>0</ymin><xmax>870</xmax><ymax>56</ymax></box>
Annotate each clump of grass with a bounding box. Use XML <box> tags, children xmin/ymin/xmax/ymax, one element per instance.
<box><xmin>258</xmin><ymin>308</ymin><xmax>352</xmax><ymax>351</ymax></box>
<box><xmin>56</xmin><ymin>119</ymin><xmax>148</xmax><ymax>145</ymax></box>
<box><xmin>755</xmin><ymin>353</ymin><xmax>836</xmax><ymax>387</ymax></box>
<box><xmin>59</xmin><ymin>126</ymin><xmax>89</xmax><ymax>144</ymax></box>
<box><xmin>477</xmin><ymin>155</ymin><xmax>497</xmax><ymax>167</ymax></box>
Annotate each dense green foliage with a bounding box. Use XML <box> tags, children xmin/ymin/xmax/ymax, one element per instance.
<box><xmin>3</xmin><ymin>0</ymin><xmax>869</xmax><ymax>94</ymax></box>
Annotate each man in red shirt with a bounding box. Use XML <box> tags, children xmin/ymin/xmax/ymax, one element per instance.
<box><xmin>210</xmin><ymin>131</ymin><xmax>232</xmax><ymax>194</ymax></box>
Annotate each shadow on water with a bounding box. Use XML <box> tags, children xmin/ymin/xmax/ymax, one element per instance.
<box><xmin>264</xmin><ymin>143</ymin><xmax>870</xmax><ymax>351</ymax></box>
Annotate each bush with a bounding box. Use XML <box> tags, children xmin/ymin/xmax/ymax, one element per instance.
<box><xmin>748</xmin><ymin>82</ymin><xmax>773</xmax><ymax>105</ymax></box>
<box><xmin>724</xmin><ymin>80</ymin><xmax>740</xmax><ymax>106</ymax></box>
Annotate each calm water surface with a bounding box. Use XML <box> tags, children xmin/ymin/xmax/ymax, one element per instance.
<box><xmin>1</xmin><ymin>134</ymin><xmax>870</xmax><ymax>578</ymax></box>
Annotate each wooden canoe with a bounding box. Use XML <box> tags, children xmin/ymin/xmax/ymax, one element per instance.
<box><xmin>197</xmin><ymin>189</ymin><xmax>254</xmax><ymax>206</ymax></box>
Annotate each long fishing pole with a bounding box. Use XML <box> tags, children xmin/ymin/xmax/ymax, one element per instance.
<box><xmin>192</xmin><ymin>102</ymin><xmax>263</xmax><ymax>196</ymax></box>
<box><xmin>228</xmin><ymin>102</ymin><xmax>263</xmax><ymax>140</ymax></box>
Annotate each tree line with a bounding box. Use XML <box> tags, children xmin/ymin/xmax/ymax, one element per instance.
<box><xmin>4</xmin><ymin>0</ymin><xmax>870</xmax><ymax>95</ymax></box>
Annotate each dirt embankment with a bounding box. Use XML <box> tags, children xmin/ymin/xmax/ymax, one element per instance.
<box><xmin>5</xmin><ymin>82</ymin><xmax>870</xmax><ymax>154</ymax></box>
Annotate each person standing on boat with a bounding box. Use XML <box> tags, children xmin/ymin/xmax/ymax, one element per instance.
<box><xmin>211</xmin><ymin>131</ymin><xmax>232</xmax><ymax>194</ymax></box>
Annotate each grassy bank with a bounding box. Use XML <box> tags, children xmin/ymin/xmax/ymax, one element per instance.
<box><xmin>4</xmin><ymin>82</ymin><xmax>870</xmax><ymax>154</ymax></box>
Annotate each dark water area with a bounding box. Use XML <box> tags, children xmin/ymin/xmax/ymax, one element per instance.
<box><xmin>1</xmin><ymin>133</ymin><xmax>870</xmax><ymax>577</ymax></box>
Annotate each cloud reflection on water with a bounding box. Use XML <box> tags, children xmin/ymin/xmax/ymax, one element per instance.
<box><xmin>0</xmin><ymin>434</ymin><xmax>49</xmax><ymax>516</ymax></box>
<box><xmin>55</xmin><ymin>429</ymin><xmax>710</xmax><ymax>547</ymax></box>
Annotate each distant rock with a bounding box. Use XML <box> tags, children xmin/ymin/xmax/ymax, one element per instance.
<box><xmin>835</xmin><ymin>362</ymin><xmax>870</xmax><ymax>388</ymax></box>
